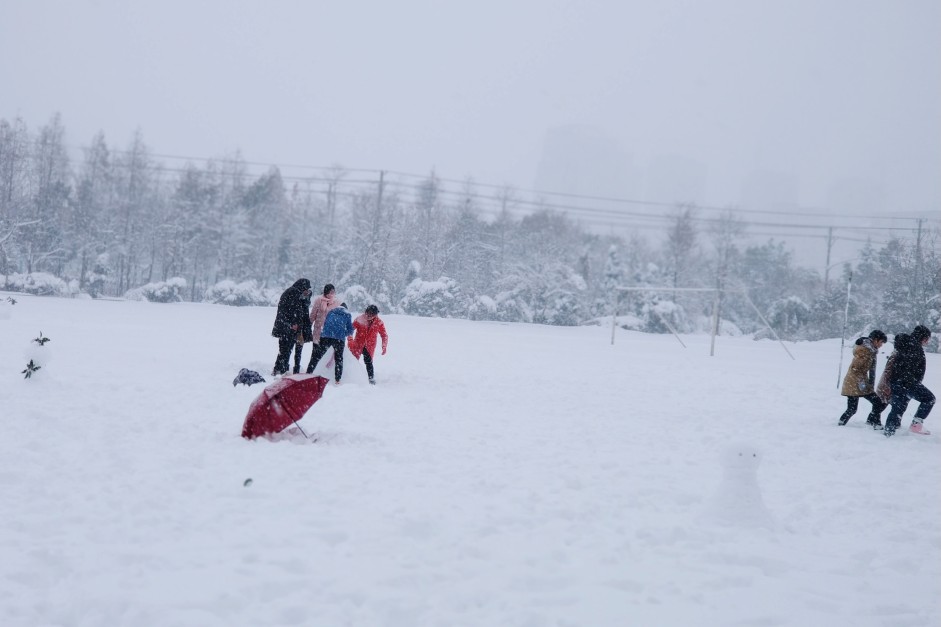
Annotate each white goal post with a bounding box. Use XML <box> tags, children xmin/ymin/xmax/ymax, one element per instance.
<box><xmin>610</xmin><ymin>286</ymin><xmax>795</xmax><ymax>359</ymax></box>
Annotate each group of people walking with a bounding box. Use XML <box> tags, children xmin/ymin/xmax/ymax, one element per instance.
<box><xmin>270</xmin><ymin>279</ymin><xmax>389</xmax><ymax>385</ymax></box>
<box><xmin>838</xmin><ymin>324</ymin><xmax>934</xmax><ymax>437</ymax></box>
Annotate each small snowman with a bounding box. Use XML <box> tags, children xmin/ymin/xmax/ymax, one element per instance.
<box><xmin>702</xmin><ymin>442</ymin><xmax>775</xmax><ymax>530</ymax></box>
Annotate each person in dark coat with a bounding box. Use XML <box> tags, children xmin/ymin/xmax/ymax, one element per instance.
<box><xmin>270</xmin><ymin>278</ymin><xmax>313</xmax><ymax>376</ymax></box>
<box><xmin>292</xmin><ymin>289</ymin><xmax>313</xmax><ymax>374</ymax></box>
<box><xmin>881</xmin><ymin>325</ymin><xmax>934</xmax><ymax>437</ymax></box>
<box><xmin>319</xmin><ymin>302</ymin><xmax>354</xmax><ymax>384</ymax></box>
<box><xmin>838</xmin><ymin>329</ymin><xmax>888</xmax><ymax>429</ymax></box>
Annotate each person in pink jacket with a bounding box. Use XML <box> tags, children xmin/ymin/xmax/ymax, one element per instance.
<box><xmin>305</xmin><ymin>283</ymin><xmax>340</xmax><ymax>374</ymax></box>
<box><xmin>348</xmin><ymin>304</ymin><xmax>388</xmax><ymax>384</ymax></box>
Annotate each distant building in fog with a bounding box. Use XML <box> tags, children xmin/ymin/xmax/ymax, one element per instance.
<box><xmin>826</xmin><ymin>177</ymin><xmax>886</xmax><ymax>214</ymax></box>
<box><xmin>643</xmin><ymin>154</ymin><xmax>707</xmax><ymax>205</ymax></box>
<box><xmin>741</xmin><ymin>169</ymin><xmax>799</xmax><ymax>212</ymax></box>
<box><xmin>534</xmin><ymin>125</ymin><xmax>640</xmax><ymax>201</ymax></box>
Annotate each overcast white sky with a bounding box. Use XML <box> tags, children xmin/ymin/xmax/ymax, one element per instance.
<box><xmin>2</xmin><ymin>0</ymin><xmax>938</xmax><ymax>214</ymax></box>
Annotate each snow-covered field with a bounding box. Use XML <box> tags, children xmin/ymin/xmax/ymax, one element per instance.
<box><xmin>1</xmin><ymin>292</ymin><xmax>938</xmax><ymax>627</ymax></box>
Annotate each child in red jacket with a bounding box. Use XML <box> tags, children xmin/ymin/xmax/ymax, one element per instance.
<box><xmin>348</xmin><ymin>305</ymin><xmax>388</xmax><ymax>384</ymax></box>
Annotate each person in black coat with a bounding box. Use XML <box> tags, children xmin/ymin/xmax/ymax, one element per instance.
<box><xmin>882</xmin><ymin>325</ymin><xmax>934</xmax><ymax>437</ymax></box>
<box><xmin>292</xmin><ymin>289</ymin><xmax>313</xmax><ymax>374</ymax></box>
<box><xmin>271</xmin><ymin>278</ymin><xmax>313</xmax><ymax>376</ymax></box>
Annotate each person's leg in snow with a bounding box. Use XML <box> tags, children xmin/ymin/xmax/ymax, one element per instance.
<box><xmin>885</xmin><ymin>386</ymin><xmax>912</xmax><ymax>436</ymax></box>
<box><xmin>316</xmin><ymin>337</ymin><xmax>345</xmax><ymax>383</ymax></box>
<box><xmin>292</xmin><ymin>339</ymin><xmax>304</xmax><ymax>374</ymax></box>
<box><xmin>864</xmin><ymin>393</ymin><xmax>887</xmax><ymax>428</ymax></box>
<box><xmin>362</xmin><ymin>347</ymin><xmax>375</xmax><ymax>383</ymax></box>
<box><xmin>907</xmin><ymin>383</ymin><xmax>935</xmax><ymax>420</ymax></box>
<box><xmin>305</xmin><ymin>342</ymin><xmax>325</xmax><ymax>374</ymax></box>
<box><xmin>838</xmin><ymin>397</ymin><xmax>860</xmax><ymax>425</ymax></box>
<box><xmin>273</xmin><ymin>336</ymin><xmax>294</xmax><ymax>376</ymax></box>
<box><xmin>331</xmin><ymin>338</ymin><xmax>345</xmax><ymax>383</ymax></box>
<box><xmin>906</xmin><ymin>382</ymin><xmax>935</xmax><ymax>434</ymax></box>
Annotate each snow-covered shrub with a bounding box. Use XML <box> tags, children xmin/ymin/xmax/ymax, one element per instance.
<box><xmin>534</xmin><ymin>265</ymin><xmax>587</xmax><ymax>326</ymax></box>
<box><xmin>641</xmin><ymin>299</ymin><xmax>691</xmax><ymax>334</ymax></box>
<box><xmin>767</xmin><ymin>296</ymin><xmax>811</xmax><ymax>337</ymax></box>
<box><xmin>399</xmin><ymin>277</ymin><xmax>464</xmax><ymax>318</ymax></box>
<box><xmin>203</xmin><ymin>280</ymin><xmax>271</xmax><ymax>306</ymax></box>
<box><xmin>615</xmin><ymin>313</ymin><xmax>646</xmax><ymax>331</ymax></box>
<box><xmin>405</xmin><ymin>260</ymin><xmax>421</xmax><ymax>284</ymax></box>
<box><xmin>373</xmin><ymin>280</ymin><xmax>398</xmax><ymax>316</ymax></box>
<box><xmin>2</xmin><ymin>272</ymin><xmax>70</xmax><ymax>296</ymax></box>
<box><xmin>343</xmin><ymin>282</ymin><xmax>399</xmax><ymax>316</ymax></box>
<box><xmin>493</xmin><ymin>262</ymin><xmax>586</xmax><ymax>326</ymax></box>
<box><xmin>536</xmin><ymin>282</ymin><xmax>585</xmax><ymax>326</ymax></box>
<box><xmin>689</xmin><ymin>314</ymin><xmax>743</xmax><ymax>336</ymax></box>
<box><xmin>493</xmin><ymin>289</ymin><xmax>534</xmax><ymax>323</ymax></box>
<box><xmin>85</xmin><ymin>253</ymin><xmax>111</xmax><ymax>298</ymax></box>
<box><xmin>467</xmin><ymin>295</ymin><xmax>498</xmax><ymax>321</ymax></box>
<box><xmin>125</xmin><ymin>277</ymin><xmax>187</xmax><ymax>303</ymax></box>
<box><xmin>341</xmin><ymin>284</ymin><xmax>373</xmax><ymax>315</ymax></box>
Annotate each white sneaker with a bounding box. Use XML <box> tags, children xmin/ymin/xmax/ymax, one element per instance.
<box><xmin>909</xmin><ymin>420</ymin><xmax>931</xmax><ymax>435</ymax></box>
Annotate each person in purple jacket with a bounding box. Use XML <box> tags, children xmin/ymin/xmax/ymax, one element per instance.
<box><xmin>319</xmin><ymin>302</ymin><xmax>354</xmax><ymax>384</ymax></box>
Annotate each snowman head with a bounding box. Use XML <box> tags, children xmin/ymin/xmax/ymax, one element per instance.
<box><xmin>720</xmin><ymin>442</ymin><xmax>763</xmax><ymax>473</ymax></box>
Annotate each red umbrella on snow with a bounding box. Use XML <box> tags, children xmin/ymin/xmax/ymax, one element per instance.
<box><xmin>241</xmin><ymin>374</ymin><xmax>329</xmax><ymax>439</ymax></box>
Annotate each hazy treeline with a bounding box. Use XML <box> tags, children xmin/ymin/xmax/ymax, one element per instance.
<box><xmin>1</xmin><ymin>114</ymin><xmax>938</xmax><ymax>343</ymax></box>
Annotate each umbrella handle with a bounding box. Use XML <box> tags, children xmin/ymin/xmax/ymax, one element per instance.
<box><xmin>292</xmin><ymin>419</ymin><xmax>310</xmax><ymax>439</ymax></box>
<box><xmin>270</xmin><ymin>398</ymin><xmax>309</xmax><ymax>439</ymax></box>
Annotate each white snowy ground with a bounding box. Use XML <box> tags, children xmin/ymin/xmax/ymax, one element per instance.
<box><xmin>0</xmin><ymin>292</ymin><xmax>938</xmax><ymax>627</ymax></box>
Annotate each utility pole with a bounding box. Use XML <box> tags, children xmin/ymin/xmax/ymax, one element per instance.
<box><xmin>823</xmin><ymin>226</ymin><xmax>834</xmax><ymax>292</ymax></box>
<box><xmin>326</xmin><ymin>181</ymin><xmax>336</xmax><ymax>227</ymax></box>
<box><xmin>376</xmin><ymin>170</ymin><xmax>385</xmax><ymax>216</ymax></box>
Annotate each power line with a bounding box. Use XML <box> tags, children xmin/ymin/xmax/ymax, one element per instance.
<box><xmin>58</xmin><ymin>141</ymin><xmax>936</xmax><ymax>261</ymax></box>
<box><xmin>326</xmin><ymin>187</ymin><xmax>897</xmax><ymax>246</ymax></box>
<box><xmin>73</xmin><ymin>152</ymin><xmax>933</xmax><ymax>246</ymax></box>
<box><xmin>70</xmin><ymin>144</ymin><xmax>938</xmax><ymax>224</ymax></box>
<box><xmin>94</xmin><ymin>156</ymin><xmax>924</xmax><ymax>236</ymax></box>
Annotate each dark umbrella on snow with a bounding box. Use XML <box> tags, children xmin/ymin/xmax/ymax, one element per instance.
<box><xmin>233</xmin><ymin>368</ymin><xmax>266</xmax><ymax>387</ymax></box>
<box><xmin>241</xmin><ymin>374</ymin><xmax>328</xmax><ymax>439</ymax></box>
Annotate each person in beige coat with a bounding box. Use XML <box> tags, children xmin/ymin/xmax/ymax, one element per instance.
<box><xmin>838</xmin><ymin>329</ymin><xmax>888</xmax><ymax>429</ymax></box>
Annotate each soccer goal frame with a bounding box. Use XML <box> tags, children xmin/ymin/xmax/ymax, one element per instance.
<box><xmin>610</xmin><ymin>286</ymin><xmax>795</xmax><ymax>359</ymax></box>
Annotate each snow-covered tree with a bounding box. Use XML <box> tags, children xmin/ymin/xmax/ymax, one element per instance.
<box><xmin>664</xmin><ymin>203</ymin><xmax>698</xmax><ymax>289</ymax></box>
<box><xmin>22</xmin><ymin>113</ymin><xmax>70</xmax><ymax>274</ymax></box>
<box><xmin>399</xmin><ymin>276</ymin><xmax>464</xmax><ymax>318</ymax></box>
<box><xmin>71</xmin><ymin>132</ymin><xmax>113</xmax><ymax>292</ymax></box>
